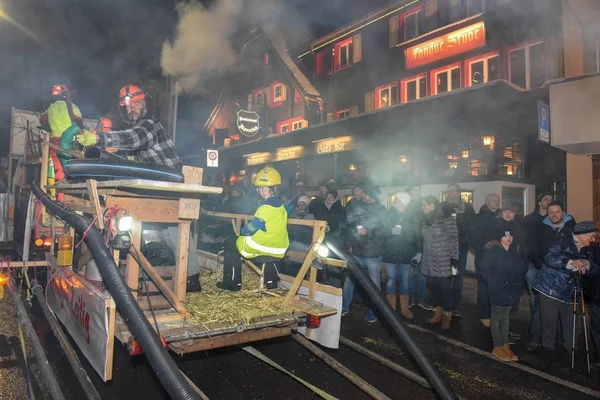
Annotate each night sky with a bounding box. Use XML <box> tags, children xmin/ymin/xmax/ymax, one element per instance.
<box><xmin>0</xmin><ymin>0</ymin><xmax>389</xmax><ymax>158</ymax></box>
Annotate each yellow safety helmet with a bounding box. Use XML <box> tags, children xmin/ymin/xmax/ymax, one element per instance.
<box><xmin>254</xmin><ymin>167</ymin><xmax>282</xmax><ymax>187</ymax></box>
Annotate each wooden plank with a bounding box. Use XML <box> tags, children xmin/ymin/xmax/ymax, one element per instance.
<box><xmin>105</xmin><ymin>298</ymin><xmax>116</xmax><ymax>381</ymax></box>
<box><xmin>174</xmin><ymin>222</ymin><xmax>191</xmax><ymax>301</ymax></box>
<box><xmin>179</xmin><ymin>166</ymin><xmax>202</xmax><ymax>220</ymax></box>
<box><xmin>283</xmin><ymin>227</ymin><xmax>326</xmax><ymax>303</ymax></box>
<box><xmin>168</xmin><ymin>327</ymin><xmax>293</xmax><ymax>355</ymax></box>
<box><xmin>204</xmin><ymin>211</ymin><xmax>324</xmax><ymax>229</ymax></box>
<box><xmin>137</xmin><ymin>296</ymin><xmax>173</xmax><ymax>311</ymax></box>
<box><xmin>126</xmin><ymin>222</ymin><xmax>142</xmax><ymax>300</ymax></box>
<box><xmin>141</xmin><ymin>280</ymin><xmax>174</xmax><ymax>294</ymax></box>
<box><xmin>153</xmin><ymin>265</ymin><xmax>176</xmax><ymax>278</ymax></box>
<box><xmin>105</xmin><ymin>196</ymin><xmax>181</xmax><ymax>224</ymax></box>
<box><xmin>279</xmin><ymin>274</ymin><xmax>342</xmax><ymax>297</ymax></box>
<box><xmin>86</xmin><ymin>179</ymin><xmax>104</xmax><ymax>230</ymax></box>
<box><xmin>308</xmin><ymin>267</ymin><xmax>317</xmax><ymax>300</ymax></box>
<box><xmin>52</xmin><ymin>179</ymin><xmax>222</xmax><ymax>194</ymax></box>
<box><xmin>288</xmin><ymin>299</ymin><xmax>337</xmax><ymax>317</ymax></box>
<box><xmin>130</xmin><ymin>245</ymin><xmax>191</xmax><ymax>318</ymax></box>
<box><xmin>0</xmin><ymin>260</ymin><xmax>49</xmax><ymax>269</ymax></box>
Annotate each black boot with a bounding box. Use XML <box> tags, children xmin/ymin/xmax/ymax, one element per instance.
<box><xmin>264</xmin><ymin>262</ymin><xmax>280</xmax><ymax>290</ymax></box>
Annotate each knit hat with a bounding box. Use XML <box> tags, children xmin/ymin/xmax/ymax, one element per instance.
<box><xmin>537</xmin><ymin>192</ymin><xmax>552</xmax><ymax>203</ymax></box>
<box><xmin>361</xmin><ymin>185</ymin><xmax>381</xmax><ymax>202</ymax></box>
<box><xmin>494</xmin><ymin>226</ymin><xmax>512</xmax><ymax>242</ymax></box>
<box><xmin>573</xmin><ymin>221</ymin><xmax>598</xmax><ymax>235</ymax></box>
<box><xmin>297</xmin><ymin>195</ymin><xmax>309</xmax><ymax>206</ymax></box>
<box><xmin>394</xmin><ymin>192</ymin><xmax>411</xmax><ymax>207</ymax></box>
<box><xmin>502</xmin><ymin>200</ymin><xmax>519</xmax><ymax>213</ymax></box>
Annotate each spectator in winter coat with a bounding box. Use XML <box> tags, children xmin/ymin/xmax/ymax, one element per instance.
<box><xmin>533</xmin><ymin>222</ymin><xmax>598</xmax><ymax>363</ymax></box>
<box><xmin>441</xmin><ymin>184</ymin><xmax>475</xmax><ymax>317</ymax></box>
<box><xmin>533</xmin><ymin>202</ymin><xmax>576</xmax><ymax>269</ymax></box>
<box><xmin>280</xmin><ymin>190</ymin><xmax>297</xmax><ymax>216</ymax></box>
<box><xmin>309</xmin><ymin>185</ymin><xmax>328</xmax><ymax>220</ymax></box>
<box><xmin>223</xmin><ymin>184</ymin><xmax>256</xmax><ymax>215</ymax></box>
<box><xmin>342</xmin><ymin>185</ymin><xmax>388</xmax><ymax>323</ymax></box>
<box><xmin>521</xmin><ymin>192</ymin><xmax>553</xmax><ymax>352</ymax></box>
<box><xmin>583</xmin><ymin>233</ymin><xmax>600</xmax><ymax>367</ymax></box>
<box><xmin>383</xmin><ymin>192</ymin><xmax>420</xmax><ymax>320</ymax></box>
<box><xmin>323</xmin><ymin>189</ymin><xmax>346</xmax><ymax>255</ymax></box>
<box><xmin>421</xmin><ymin>196</ymin><xmax>459</xmax><ymax>332</ymax></box>
<box><xmin>405</xmin><ymin>184</ymin><xmax>428</xmax><ymax>310</ymax></box>
<box><xmin>290</xmin><ymin>196</ymin><xmax>314</xmax><ymax>220</ymax></box>
<box><xmin>481</xmin><ymin>228</ymin><xmax>524</xmax><ymax>362</ymax></box>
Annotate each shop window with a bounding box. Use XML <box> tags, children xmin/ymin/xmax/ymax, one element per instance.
<box><xmin>467</xmin><ymin>0</ymin><xmax>485</xmax><ymax>16</ymax></box>
<box><xmin>466</xmin><ymin>52</ymin><xmax>499</xmax><ymax>86</ymax></box>
<box><xmin>508</xmin><ymin>41</ymin><xmax>545</xmax><ymax>90</ymax></box>
<box><xmin>402</xmin><ymin>73</ymin><xmax>427</xmax><ymax>102</ymax></box>
<box><xmin>431</xmin><ymin>63</ymin><xmax>461</xmax><ymax>95</ymax></box>
<box><xmin>375</xmin><ymin>82</ymin><xmax>398</xmax><ymax>109</ymax></box>
<box><xmin>404</xmin><ymin>9</ymin><xmax>422</xmax><ymax>41</ymax></box>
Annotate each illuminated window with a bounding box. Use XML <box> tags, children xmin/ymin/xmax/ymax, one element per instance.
<box><xmin>292</xmin><ymin>120</ymin><xmax>303</xmax><ymax>131</ymax></box>
<box><xmin>404</xmin><ymin>10</ymin><xmax>422</xmax><ymax>41</ymax></box>
<box><xmin>375</xmin><ymin>82</ymin><xmax>398</xmax><ymax>109</ymax></box>
<box><xmin>432</xmin><ymin>64</ymin><xmax>461</xmax><ymax>95</ymax></box>
<box><xmin>467</xmin><ymin>53</ymin><xmax>499</xmax><ymax>86</ymax></box>
<box><xmin>336</xmin><ymin>109</ymin><xmax>350</xmax><ymax>119</ymax></box>
<box><xmin>402</xmin><ymin>74</ymin><xmax>427</xmax><ymax>102</ymax></box>
<box><xmin>334</xmin><ymin>37</ymin><xmax>353</xmax><ymax>71</ymax></box>
<box><xmin>508</xmin><ymin>41</ymin><xmax>545</xmax><ymax>90</ymax></box>
<box><xmin>274</xmin><ymin>84</ymin><xmax>283</xmax><ymax>102</ymax></box>
<box><xmin>280</xmin><ymin>124</ymin><xmax>289</xmax><ymax>134</ymax></box>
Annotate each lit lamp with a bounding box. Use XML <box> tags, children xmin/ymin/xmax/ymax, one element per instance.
<box><xmin>462</xmin><ymin>150</ymin><xmax>469</xmax><ymax>159</ymax></box>
<box><xmin>450</xmin><ymin>162</ymin><xmax>458</xmax><ymax>169</ymax></box>
<box><xmin>113</xmin><ymin>215</ymin><xmax>133</xmax><ymax>250</ymax></box>
<box><xmin>482</xmin><ymin>136</ymin><xmax>494</xmax><ymax>146</ymax></box>
<box><xmin>399</xmin><ymin>155</ymin><xmax>408</xmax><ymax>163</ymax></box>
<box><xmin>349</xmin><ymin>164</ymin><xmax>357</xmax><ymax>171</ymax></box>
<box><xmin>507</xmin><ymin>165</ymin><xmax>514</xmax><ymax>175</ymax></box>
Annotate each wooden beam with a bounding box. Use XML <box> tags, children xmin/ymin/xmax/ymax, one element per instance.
<box><xmin>0</xmin><ymin>260</ymin><xmax>49</xmax><ymax>269</ymax></box>
<box><xmin>283</xmin><ymin>226</ymin><xmax>325</xmax><ymax>304</ymax></box>
<box><xmin>126</xmin><ymin>222</ymin><xmax>142</xmax><ymax>300</ymax></box>
<box><xmin>286</xmin><ymin>251</ymin><xmax>346</xmax><ymax>269</ymax></box>
<box><xmin>179</xmin><ymin>166</ymin><xmax>202</xmax><ymax>220</ymax></box>
<box><xmin>105</xmin><ymin>298</ymin><xmax>116</xmax><ymax>381</ymax></box>
<box><xmin>86</xmin><ymin>179</ymin><xmax>104</xmax><ymax>230</ymax></box>
<box><xmin>174</xmin><ymin>221</ymin><xmax>191</xmax><ymax>301</ymax></box>
<box><xmin>130</xmin><ymin>246</ymin><xmax>191</xmax><ymax>319</ymax></box>
<box><xmin>105</xmin><ymin>197</ymin><xmax>182</xmax><ymax>224</ymax></box>
<box><xmin>279</xmin><ymin>275</ymin><xmax>342</xmax><ymax>297</ymax></box>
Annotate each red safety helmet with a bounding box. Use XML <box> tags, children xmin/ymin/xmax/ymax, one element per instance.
<box><xmin>99</xmin><ymin>117</ymin><xmax>113</xmax><ymax>132</ymax></box>
<box><xmin>51</xmin><ymin>84</ymin><xmax>70</xmax><ymax>99</ymax></box>
<box><xmin>119</xmin><ymin>84</ymin><xmax>146</xmax><ymax>106</ymax></box>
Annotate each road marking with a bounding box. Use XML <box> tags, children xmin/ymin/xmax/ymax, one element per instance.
<box><xmin>405</xmin><ymin>323</ymin><xmax>600</xmax><ymax>399</ymax></box>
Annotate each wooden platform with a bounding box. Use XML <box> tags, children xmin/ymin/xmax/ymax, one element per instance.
<box><xmin>50</xmin><ymin>178</ymin><xmax>223</xmax><ymax>195</ymax></box>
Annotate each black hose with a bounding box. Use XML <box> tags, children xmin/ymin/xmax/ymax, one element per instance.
<box><xmin>7</xmin><ymin>277</ymin><xmax>66</xmax><ymax>400</ymax></box>
<box><xmin>326</xmin><ymin>243</ymin><xmax>458</xmax><ymax>400</ymax></box>
<box><xmin>31</xmin><ymin>182</ymin><xmax>200</xmax><ymax>400</ymax></box>
<box><xmin>64</xmin><ymin>158</ymin><xmax>184</xmax><ymax>183</ymax></box>
<box><xmin>32</xmin><ymin>285</ymin><xmax>102</xmax><ymax>400</ymax></box>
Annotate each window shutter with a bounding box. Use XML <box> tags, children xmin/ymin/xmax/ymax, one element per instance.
<box><xmin>326</xmin><ymin>112</ymin><xmax>335</xmax><ymax>122</ymax></box>
<box><xmin>365</xmin><ymin>91</ymin><xmax>374</xmax><ymax>112</ymax></box>
<box><xmin>353</xmin><ymin>34</ymin><xmax>362</xmax><ymax>63</ymax></box>
<box><xmin>349</xmin><ymin>106</ymin><xmax>359</xmax><ymax>116</ymax></box>
<box><xmin>389</xmin><ymin>16</ymin><xmax>399</xmax><ymax>48</ymax></box>
<box><xmin>333</xmin><ymin>47</ymin><xmax>339</xmax><ymax>71</ymax></box>
<box><xmin>281</xmin><ymin>85</ymin><xmax>287</xmax><ymax>101</ymax></box>
<box><xmin>265</xmin><ymin>88</ymin><xmax>271</xmax><ymax>105</ymax></box>
<box><xmin>324</xmin><ymin>49</ymin><xmax>333</xmax><ymax>75</ymax></box>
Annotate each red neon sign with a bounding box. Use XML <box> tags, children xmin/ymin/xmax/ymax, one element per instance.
<box><xmin>405</xmin><ymin>22</ymin><xmax>486</xmax><ymax>69</ymax></box>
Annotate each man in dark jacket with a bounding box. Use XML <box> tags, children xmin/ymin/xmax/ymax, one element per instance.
<box><xmin>383</xmin><ymin>192</ymin><xmax>420</xmax><ymax>319</ymax></box>
<box><xmin>521</xmin><ymin>192</ymin><xmax>553</xmax><ymax>352</ymax></box>
<box><xmin>323</xmin><ymin>189</ymin><xmax>346</xmax><ymax>253</ymax></box>
<box><xmin>309</xmin><ymin>184</ymin><xmax>328</xmax><ymax>220</ymax></box>
<box><xmin>343</xmin><ymin>185</ymin><xmax>388</xmax><ymax>323</ymax></box>
<box><xmin>533</xmin><ymin>202</ymin><xmax>576</xmax><ymax>268</ymax></box>
<box><xmin>441</xmin><ymin>183</ymin><xmax>475</xmax><ymax>317</ymax></box>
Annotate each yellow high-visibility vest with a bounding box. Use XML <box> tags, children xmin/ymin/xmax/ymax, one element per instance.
<box><xmin>237</xmin><ymin>203</ymin><xmax>289</xmax><ymax>259</ymax></box>
<box><xmin>46</xmin><ymin>100</ymin><xmax>82</xmax><ymax>138</ymax></box>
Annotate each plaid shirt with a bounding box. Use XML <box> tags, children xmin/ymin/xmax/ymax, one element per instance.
<box><xmin>97</xmin><ymin>118</ymin><xmax>181</xmax><ymax>169</ymax></box>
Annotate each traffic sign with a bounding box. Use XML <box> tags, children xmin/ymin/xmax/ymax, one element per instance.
<box><xmin>538</xmin><ymin>100</ymin><xmax>550</xmax><ymax>144</ymax></box>
<box><xmin>207</xmin><ymin>150</ymin><xmax>219</xmax><ymax>167</ymax></box>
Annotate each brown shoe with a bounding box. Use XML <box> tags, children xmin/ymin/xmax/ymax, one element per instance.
<box><xmin>492</xmin><ymin>347</ymin><xmax>512</xmax><ymax>362</ymax></box>
<box><xmin>481</xmin><ymin>319</ymin><xmax>490</xmax><ymax>328</ymax></box>
<box><xmin>386</xmin><ymin>294</ymin><xmax>397</xmax><ymax>310</ymax></box>
<box><xmin>425</xmin><ymin>306</ymin><xmax>443</xmax><ymax>325</ymax></box>
<box><xmin>503</xmin><ymin>344</ymin><xmax>519</xmax><ymax>361</ymax></box>
<box><xmin>441</xmin><ymin>310</ymin><xmax>452</xmax><ymax>332</ymax></box>
<box><xmin>399</xmin><ymin>295</ymin><xmax>414</xmax><ymax>320</ymax></box>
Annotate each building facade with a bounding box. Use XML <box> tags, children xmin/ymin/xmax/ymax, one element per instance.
<box><xmin>203</xmin><ymin>0</ymin><xmax>600</xmax><ymax>214</ymax></box>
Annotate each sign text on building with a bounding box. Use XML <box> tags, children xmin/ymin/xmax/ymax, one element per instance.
<box><xmin>314</xmin><ymin>136</ymin><xmax>354</xmax><ymax>155</ymax></box>
<box><xmin>274</xmin><ymin>146</ymin><xmax>305</xmax><ymax>162</ymax></box>
<box><xmin>245</xmin><ymin>152</ymin><xmax>272</xmax><ymax>166</ymax></box>
<box><xmin>236</xmin><ymin>110</ymin><xmax>260</xmax><ymax>137</ymax></box>
<box><xmin>405</xmin><ymin>22</ymin><xmax>486</xmax><ymax>69</ymax></box>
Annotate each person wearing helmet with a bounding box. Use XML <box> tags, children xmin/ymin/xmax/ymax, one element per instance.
<box><xmin>219</xmin><ymin>167</ymin><xmax>290</xmax><ymax>291</ymax></box>
<box><xmin>99</xmin><ymin>117</ymin><xmax>112</xmax><ymax>133</ymax></box>
<box><xmin>75</xmin><ymin>84</ymin><xmax>181</xmax><ymax>169</ymax></box>
<box><xmin>40</xmin><ymin>84</ymin><xmax>84</xmax><ymax>182</ymax></box>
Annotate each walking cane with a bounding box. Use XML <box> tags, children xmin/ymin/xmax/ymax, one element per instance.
<box><xmin>579</xmin><ymin>279</ymin><xmax>592</xmax><ymax>373</ymax></box>
<box><xmin>572</xmin><ymin>282</ymin><xmax>578</xmax><ymax>370</ymax></box>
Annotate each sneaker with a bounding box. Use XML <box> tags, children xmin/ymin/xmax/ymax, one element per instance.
<box><xmin>418</xmin><ymin>300</ymin><xmax>433</xmax><ymax>311</ymax></box>
<box><xmin>526</xmin><ymin>341</ymin><xmax>541</xmax><ymax>353</ymax></box>
<box><xmin>408</xmin><ymin>297</ymin><xmax>416</xmax><ymax>308</ymax></box>
<box><xmin>341</xmin><ymin>310</ymin><xmax>350</xmax><ymax>317</ymax></box>
<box><xmin>364</xmin><ymin>312</ymin><xmax>377</xmax><ymax>323</ymax></box>
<box><xmin>508</xmin><ymin>331</ymin><xmax>522</xmax><ymax>340</ymax></box>
<box><xmin>452</xmin><ymin>310</ymin><xmax>462</xmax><ymax>318</ymax></box>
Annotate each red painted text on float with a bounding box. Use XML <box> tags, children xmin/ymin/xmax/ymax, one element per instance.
<box><xmin>405</xmin><ymin>22</ymin><xmax>486</xmax><ymax>69</ymax></box>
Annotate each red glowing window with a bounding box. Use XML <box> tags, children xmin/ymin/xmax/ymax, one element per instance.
<box><xmin>401</xmin><ymin>73</ymin><xmax>427</xmax><ymax>103</ymax></box>
<box><xmin>465</xmin><ymin>51</ymin><xmax>499</xmax><ymax>87</ymax></box>
<box><xmin>430</xmin><ymin>63</ymin><xmax>461</xmax><ymax>95</ymax></box>
<box><xmin>374</xmin><ymin>82</ymin><xmax>398</xmax><ymax>110</ymax></box>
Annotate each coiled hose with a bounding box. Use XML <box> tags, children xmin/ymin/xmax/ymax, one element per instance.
<box><xmin>31</xmin><ymin>182</ymin><xmax>200</xmax><ymax>400</ymax></box>
<box><xmin>64</xmin><ymin>158</ymin><xmax>185</xmax><ymax>183</ymax></box>
<box><xmin>326</xmin><ymin>243</ymin><xmax>458</xmax><ymax>400</ymax></box>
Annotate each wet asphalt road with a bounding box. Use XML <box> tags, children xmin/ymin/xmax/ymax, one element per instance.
<box><xmin>4</xmin><ymin>274</ymin><xmax>600</xmax><ymax>400</ymax></box>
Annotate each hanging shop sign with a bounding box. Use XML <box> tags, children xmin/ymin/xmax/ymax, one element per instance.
<box><xmin>314</xmin><ymin>136</ymin><xmax>354</xmax><ymax>155</ymax></box>
<box><xmin>405</xmin><ymin>21</ymin><xmax>486</xmax><ymax>69</ymax></box>
<box><xmin>245</xmin><ymin>152</ymin><xmax>272</xmax><ymax>166</ymax></box>
<box><xmin>274</xmin><ymin>146</ymin><xmax>305</xmax><ymax>162</ymax></box>
<box><xmin>236</xmin><ymin>110</ymin><xmax>260</xmax><ymax>137</ymax></box>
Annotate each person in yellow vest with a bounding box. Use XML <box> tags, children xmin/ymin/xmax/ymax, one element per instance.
<box><xmin>40</xmin><ymin>84</ymin><xmax>84</xmax><ymax>182</ymax></box>
<box><xmin>218</xmin><ymin>167</ymin><xmax>290</xmax><ymax>291</ymax></box>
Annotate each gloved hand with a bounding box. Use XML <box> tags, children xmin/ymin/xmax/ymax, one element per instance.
<box><xmin>75</xmin><ymin>130</ymin><xmax>97</xmax><ymax>146</ymax></box>
<box><xmin>411</xmin><ymin>253</ymin><xmax>422</xmax><ymax>267</ymax></box>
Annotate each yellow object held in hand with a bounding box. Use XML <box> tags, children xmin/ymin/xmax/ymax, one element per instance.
<box><xmin>75</xmin><ymin>130</ymin><xmax>97</xmax><ymax>146</ymax></box>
